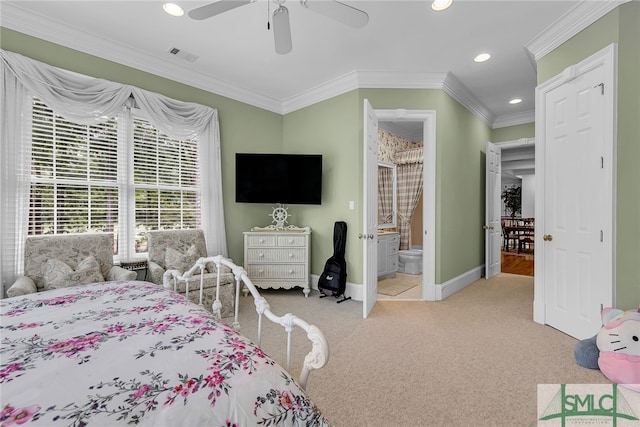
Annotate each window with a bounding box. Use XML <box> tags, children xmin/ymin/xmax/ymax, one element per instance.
<box><xmin>28</xmin><ymin>98</ymin><xmax>201</xmax><ymax>259</ymax></box>
<box><xmin>132</xmin><ymin>116</ymin><xmax>200</xmax><ymax>252</ymax></box>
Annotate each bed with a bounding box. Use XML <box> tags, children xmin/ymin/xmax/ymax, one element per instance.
<box><xmin>0</xmin><ymin>256</ymin><xmax>330</xmax><ymax>426</ymax></box>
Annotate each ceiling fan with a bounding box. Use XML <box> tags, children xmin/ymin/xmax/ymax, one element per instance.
<box><xmin>188</xmin><ymin>0</ymin><xmax>369</xmax><ymax>55</ymax></box>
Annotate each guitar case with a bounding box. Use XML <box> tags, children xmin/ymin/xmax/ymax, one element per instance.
<box><xmin>318</xmin><ymin>221</ymin><xmax>351</xmax><ymax>303</ymax></box>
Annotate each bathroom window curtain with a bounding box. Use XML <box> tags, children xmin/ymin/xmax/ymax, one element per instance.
<box><xmin>377</xmin><ymin>166</ymin><xmax>394</xmax><ymax>225</ymax></box>
<box><xmin>395</xmin><ymin>148</ymin><xmax>424</xmax><ymax>250</ymax></box>
<box><xmin>0</xmin><ymin>49</ymin><xmax>227</xmax><ymax>295</ymax></box>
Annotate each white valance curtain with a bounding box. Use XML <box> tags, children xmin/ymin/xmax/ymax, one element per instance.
<box><xmin>0</xmin><ymin>50</ymin><xmax>227</xmax><ymax>294</ymax></box>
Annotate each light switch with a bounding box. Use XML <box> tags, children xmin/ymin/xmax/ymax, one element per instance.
<box><xmin>349</xmin><ymin>201</ymin><xmax>355</xmax><ymax>210</ymax></box>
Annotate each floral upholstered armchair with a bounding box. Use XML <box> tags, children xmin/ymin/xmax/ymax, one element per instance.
<box><xmin>147</xmin><ymin>229</ymin><xmax>235</xmax><ymax>318</ymax></box>
<box><xmin>6</xmin><ymin>233</ymin><xmax>136</xmax><ymax>298</ymax></box>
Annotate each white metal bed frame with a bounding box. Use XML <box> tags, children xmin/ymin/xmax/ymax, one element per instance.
<box><xmin>162</xmin><ymin>255</ymin><xmax>329</xmax><ymax>390</ymax></box>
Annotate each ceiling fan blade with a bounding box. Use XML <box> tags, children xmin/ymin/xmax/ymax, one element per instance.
<box><xmin>188</xmin><ymin>0</ymin><xmax>253</xmax><ymax>20</ymax></box>
<box><xmin>301</xmin><ymin>0</ymin><xmax>368</xmax><ymax>29</ymax></box>
<box><xmin>273</xmin><ymin>5</ymin><xmax>292</xmax><ymax>55</ymax></box>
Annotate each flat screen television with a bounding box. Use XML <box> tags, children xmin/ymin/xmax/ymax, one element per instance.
<box><xmin>235</xmin><ymin>153</ymin><xmax>322</xmax><ymax>205</ymax></box>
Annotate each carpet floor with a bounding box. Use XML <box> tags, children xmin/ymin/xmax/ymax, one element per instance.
<box><xmin>233</xmin><ymin>273</ymin><xmax>610</xmax><ymax>427</ymax></box>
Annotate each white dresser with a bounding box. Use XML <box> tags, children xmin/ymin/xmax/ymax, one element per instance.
<box><xmin>243</xmin><ymin>227</ymin><xmax>311</xmax><ymax>297</ymax></box>
<box><xmin>377</xmin><ymin>232</ymin><xmax>399</xmax><ymax>279</ymax></box>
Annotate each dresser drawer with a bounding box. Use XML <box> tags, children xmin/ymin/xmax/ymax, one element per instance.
<box><xmin>245</xmin><ymin>234</ymin><xmax>277</xmax><ymax>247</ymax></box>
<box><xmin>246</xmin><ymin>248</ymin><xmax>307</xmax><ymax>263</ymax></box>
<box><xmin>246</xmin><ymin>264</ymin><xmax>307</xmax><ymax>280</ymax></box>
<box><xmin>276</xmin><ymin>234</ymin><xmax>307</xmax><ymax>247</ymax></box>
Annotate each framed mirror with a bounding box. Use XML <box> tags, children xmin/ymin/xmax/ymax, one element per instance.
<box><xmin>377</xmin><ymin>161</ymin><xmax>397</xmax><ymax>229</ymax></box>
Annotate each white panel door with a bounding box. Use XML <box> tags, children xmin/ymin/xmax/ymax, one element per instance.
<box><xmin>363</xmin><ymin>99</ymin><xmax>378</xmax><ymax>318</ymax></box>
<box><xmin>543</xmin><ymin>63</ymin><xmax>613</xmax><ymax>339</ymax></box>
<box><xmin>485</xmin><ymin>141</ymin><xmax>502</xmax><ymax>279</ymax></box>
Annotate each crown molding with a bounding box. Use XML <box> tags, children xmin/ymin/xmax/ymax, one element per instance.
<box><xmin>4</xmin><ymin>0</ymin><xmax>619</xmax><ymax>128</ymax></box>
<box><xmin>0</xmin><ymin>2</ymin><xmax>495</xmax><ymax>122</ymax></box>
<box><xmin>442</xmin><ymin>73</ymin><xmax>494</xmax><ymax>127</ymax></box>
<box><xmin>526</xmin><ymin>0</ymin><xmax>630</xmax><ymax>62</ymax></box>
<box><xmin>280</xmin><ymin>70</ymin><xmax>361</xmax><ymax>114</ymax></box>
<box><xmin>281</xmin><ymin>70</ymin><xmax>447</xmax><ymax>114</ymax></box>
<box><xmin>492</xmin><ymin>110</ymin><xmax>535</xmax><ymax>129</ymax></box>
<box><xmin>0</xmin><ymin>2</ymin><xmax>284</xmax><ymax>114</ymax></box>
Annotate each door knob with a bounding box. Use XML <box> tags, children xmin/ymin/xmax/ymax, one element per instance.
<box><xmin>483</xmin><ymin>226</ymin><xmax>494</xmax><ymax>230</ymax></box>
<box><xmin>543</xmin><ymin>234</ymin><xmax>553</xmax><ymax>241</ymax></box>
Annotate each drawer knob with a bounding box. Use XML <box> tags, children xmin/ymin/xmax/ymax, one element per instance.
<box><xmin>288</xmin><ymin>239</ymin><xmax>294</xmax><ymax>243</ymax></box>
<box><xmin>288</xmin><ymin>269</ymin><xmax>294</xmax><ymax>274</ymax></box>
<box><xmin>259</xmin><ymin>238</ymin><xmax>264</xmax><ymax>243</ymax></box>
<box><xmin>258</xmin><ymin>252</ymin><xmax>264</xmax><ymax>258</ymax></box>
<box><xmin>258</xmin><ymin>269</ymin><xmax>264</xmax><ymax>274</ymax></box>
<box><xmin>288</xmin><ymin>253</ymin><xmax>294</xmax><ymax>258</ymax></box>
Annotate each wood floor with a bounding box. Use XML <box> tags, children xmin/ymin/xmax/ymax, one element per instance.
<box><xmin>501</xmin><ymin>250</ymin><xmax>534</xmax><ymax>276</ymax></box>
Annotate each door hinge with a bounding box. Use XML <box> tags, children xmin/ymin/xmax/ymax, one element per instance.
<box><xmin>601</xmin><ymin>230</ymin><xmax>604</xmax><ymax>242</ymax></box>
<box><xmin>601</xmin><ymin>156</ymin><xmax>604</xmax><ymax>169</ymax></box>
<box><xmin>594</xmin><ymin>83</ymin><xmax>605</xmax><ymax>95</ymax></box>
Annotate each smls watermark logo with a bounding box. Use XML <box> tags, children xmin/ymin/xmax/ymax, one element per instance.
<box><xmin>538</xmin><ymin>384</ymin><xmax>640</xmax><ymax>426</ymax></box>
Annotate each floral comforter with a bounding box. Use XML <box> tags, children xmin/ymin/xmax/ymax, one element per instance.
<box><xmin>0</xmin><ymin>281</ymin><xmax>329</xmax><ymax>426</ymax></box>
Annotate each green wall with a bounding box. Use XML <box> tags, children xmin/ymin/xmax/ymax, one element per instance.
<box><xmin>282</xmin><ymin>92</ymin><xmax>362</xmax><ymax>282</ymax></box>
<box><xmin>537</xmin><ymin>2</ymin><xmax>640</xmax><ymax>309</ymax></box>
<box><xmin>491</xmin><ymin>123</ymin><xmax>535</xmax><ymax>142</ymax></box>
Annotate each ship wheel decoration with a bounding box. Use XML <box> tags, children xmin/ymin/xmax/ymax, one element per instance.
<box><xmin>270</xmin><ymin>205</ymin><xmax>290</xmax><ymax>229</ymax></box>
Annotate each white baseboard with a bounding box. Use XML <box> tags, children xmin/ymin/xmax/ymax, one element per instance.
<box><xmin>312</xmin><ymin>266</ymin><xmax>483</xmax><ymax>302</ymax></box>
<box><xmin>435</xmin><ymin>266</ymin><xmax>484</xmax><ymax>300</ymax></box>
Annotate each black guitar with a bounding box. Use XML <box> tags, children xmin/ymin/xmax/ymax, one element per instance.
<box><xmin>318</xmin><ymin>221</ymin><xmax>351</xmax><ymax>303</ymax></box>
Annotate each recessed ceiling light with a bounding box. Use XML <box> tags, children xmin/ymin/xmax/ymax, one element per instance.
<box><xmin>474</xmin><ymin>53</ymin><xmax>491</xmax><ymax>63</ymax></box>
<box><xmin>432</xmin><ymin>0</ymin><xmax>452</xmax><ymax>11</ymax></box>
<box><xmin>163</xmin><ymin>3</ymin><xmax>184</xmax><ymax>17</ymax></box>
<box><xmin>509</xmin><ymin>98</ymin><xmax>523</xmax><ymax>105</ymax></box>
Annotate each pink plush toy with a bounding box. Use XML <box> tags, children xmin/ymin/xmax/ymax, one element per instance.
<box><xmin>596</xmin><ymin>305</ymin><xmax>640</xmax><ymax>392</ymax></box>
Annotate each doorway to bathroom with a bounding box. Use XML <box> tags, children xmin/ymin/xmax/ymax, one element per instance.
<box><xmin>376</xmin><ymin>119</ymin><xmax>425</xmax><ymax>301</ymax></box>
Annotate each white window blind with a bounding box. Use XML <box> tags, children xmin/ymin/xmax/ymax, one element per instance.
<box><xmin>30</xmin><ymin>98</ymin><xmax>119</xmax><ymax>238</ymax></box>
<box><xmin>28</xmin><ymin>98</ymin><xmax>202</xmax><ymax>259</ymax></box>
<box><xmin>132</xmin><ymin>116</ymin><xmax>201</xmax><ymax>252</ymax></box>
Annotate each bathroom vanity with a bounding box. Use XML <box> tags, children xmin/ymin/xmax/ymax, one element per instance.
<box><xmin>377</xmin><ymin>232</ymin><xmax>399</xmax><ymax>279</ymax></box>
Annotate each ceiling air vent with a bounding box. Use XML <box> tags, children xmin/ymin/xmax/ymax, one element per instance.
<box><xmin>167</xmin><ymin>47</ymin><xmax>199</xmax><ymax>62</ymax></box>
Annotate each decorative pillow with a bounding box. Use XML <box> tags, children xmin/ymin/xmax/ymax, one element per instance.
<box><xmin>165</xmin><ymin>245</ymin><xmax>202</xmax><ymax>275</ymax></box>
<box><xmin>43</xmin><ymin>255</ymin><xmax>105</xmax><ymax>290</ymax></box>
<box><xmin>206</xmin><ymin>260</ymin><xmax>232</xmax><ymax>276</ymax></box>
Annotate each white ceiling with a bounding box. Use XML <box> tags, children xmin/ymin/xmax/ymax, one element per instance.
<box><xmin>0</xmin><ymin>1</ymin><xmax>623</xmax><ymax>127</ymax></box>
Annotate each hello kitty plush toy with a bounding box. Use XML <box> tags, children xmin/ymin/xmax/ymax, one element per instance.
<box><xmin>596</xmin><ymin>305</ymin><xmax>640</xmax><ymax>392</ymax></box>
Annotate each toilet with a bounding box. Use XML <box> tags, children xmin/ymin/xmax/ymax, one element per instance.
<box><xmin>398</xmin><ymin>248</ymin><xmax>423</xmax><ymax>274</ymax></box>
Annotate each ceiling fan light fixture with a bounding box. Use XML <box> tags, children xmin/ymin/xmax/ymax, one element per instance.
<box><xmin>273</xmin><ymin>5</ymin><xmax>292</xmax><ymax>55</ymax></box>
<box><xmin>431</xmin><ymin>0</ymin><xmax>452</xmax><ymax>12</ymax></box>
<box><xmin>163</xmin><ymin>3</ymin><xmax>184</xmax><ymax>17</ymax></box>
